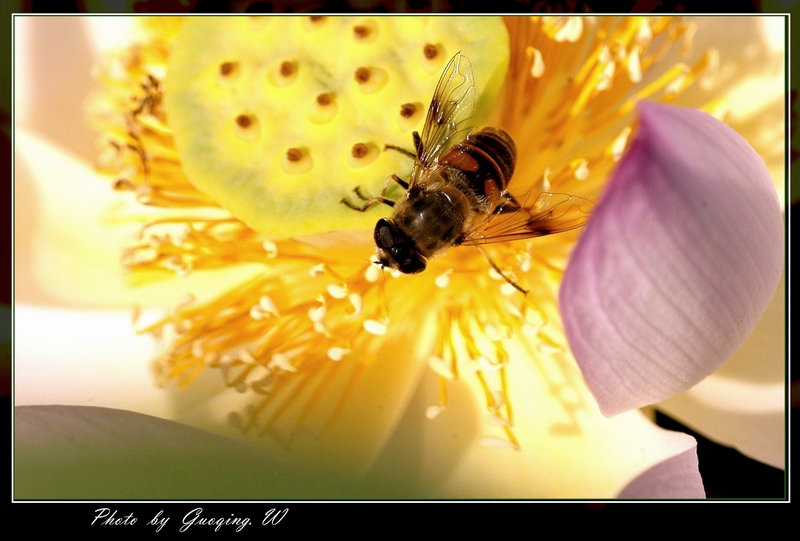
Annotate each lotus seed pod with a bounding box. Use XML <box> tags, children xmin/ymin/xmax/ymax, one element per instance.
<box><xmin>164</xmin><ymin>16</ymin><xmax>509</xmax><ymax>236</ymax></box>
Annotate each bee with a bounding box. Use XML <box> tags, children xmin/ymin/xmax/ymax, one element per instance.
<box><xmin>342</xmin><ymin>52</ymin><xmax>591</xmax><ymax>294</ymax></box>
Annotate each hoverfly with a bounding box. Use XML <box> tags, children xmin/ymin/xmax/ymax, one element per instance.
<box><xmin>342</xmin><ymin>52</ymin><xmax>592</xmax><ymax>294</ymax></box>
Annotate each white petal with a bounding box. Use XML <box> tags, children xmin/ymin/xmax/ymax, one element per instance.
<box><xmin>367</xmin><ymin>338</ymin><xmax>703</xmax><ymax>498</ymax></box>
<box><xmin>14</xmin><ymin>405</ymin><xmax>360</xmax><ymax>499</ymax></box>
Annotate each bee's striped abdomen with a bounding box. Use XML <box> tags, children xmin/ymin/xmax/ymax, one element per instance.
<box><xmin>438</xmin><ymin>127</ymin><xmax>516</xmax><ymax>203</ymax></box>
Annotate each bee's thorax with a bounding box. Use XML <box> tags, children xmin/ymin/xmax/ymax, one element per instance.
<box><xmin>391</xmin><ymin>185</ymin><xmax>472</xmax><ymax>258</ymax></box>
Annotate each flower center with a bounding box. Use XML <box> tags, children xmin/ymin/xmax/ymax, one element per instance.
<box><xmin>90</xmin><ymin>16</ymin><xmax>718</xmax><ymax>450</ymax></box>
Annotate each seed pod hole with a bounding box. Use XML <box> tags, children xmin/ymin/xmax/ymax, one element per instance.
<box><xmin>397</xmin><ymin>101</ymin><xmax>424</xmax><ymax>131</ymax></box>
<box><xmin>423</xmin><ymin>43</ymin><xmax>440</xmax><ymax>59</ymax></box>
<box><xmin>234</xmin><ymin>113</ymin><xmax>260</xmax><ymax>141</ymax></box>
<box><xmin>354</xmin><ymin>66</ymin><xmax>388</xmax><ymax>93</ymax></box>
<box><xmin>421</xmin><ymin>43</ymin><xmax>447</xmax><ymax>72</ymax></box>
<box><xmin>309</xmin><ymin>92</ymin><xmax>338</xmax><ymax>124</ymax></box>
<box><xmin>281</xmin><ymin>147</ymin><xmax>313</xmax><ymax>174</ymax></box>
<box><xmin>348</xmin><ymin>142</ymin><xmax>379</xmax><ymax>167</ymax></box>
<box><xmin>269</xmin><ymin>59</ymin><xmax>299</xmax><ymax>87</ymax></box>
<box><xmin>218</xmin><ymin>60</ymin><xmax>240</xmax><ymax>79</ymax></box>
<box><xmin>280</xmin><ymin>60</ymin><xmax>297</xmax><ymax>76</ymax></box>
<box><xmin>352</xmin><ymin>19</ymin><xmax>378</xmax><ymax>42</ymax></box>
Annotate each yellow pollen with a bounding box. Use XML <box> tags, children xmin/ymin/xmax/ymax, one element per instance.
<box><xmin>269</xmin><ymin>353</ymin><xmax>298</xmax><ymax>373</ymax></box>
<box><xmin>326</xmin><ymin>283</ymin><xmax>348</xmax><ymax>299</ymax></box>
<box><xmin>435</xmin><ymin>269</ymin><xmax>453</xmax><ymax>288</ymax></box>
<box><xmin>429</xmin><ymin>355</ymin><xmax>456</xmax><ymax>380</ymax></box>
<box><xmin>425</xmin><ymin>405</ymin><xmax>445</xmax><ymax>419</ymax></box>
<box><xmin>347</xmin><ymin>293</ymin><xmax>363</xmax><ymax>317</ymax></box>
<box><xmin>626</xmin><ymin>46</ymin><xmax>643</xmax><ymax>83</ymax></box>
<box><xmin>307</xmin><ymin>303</ymin><xmax>325</xmax><ymax>322</ymax></box>
<box><xmin>529</xmin><ymin>47</ymin><xmax>545</xmax><ymax>78</ymax></box>
<box><xmin>571</xmin><ymin>158</ymin><xmax>590</xmax><ymax>180</ymax></box>
<box><xmin>309</xmin><ymin>263</ymin><xmax>325</xmax><ymax>277</ymax></box>
<box><xmin>363</xmin><ymin>319</ymin><xmax>388</xmax><ymax>336</ymax></box>
<box><xmin>327</xmin><ymin>346</ymin><xmax>350</xmax><ymax>361</ymax></box>
<box><xmin>364</xmin><ymin>264</ymin><xmax>381</xmax><ymax>283</ymax></box>
<box><xmin>608</xmin><ymin>126</ymin><xmax>633</xmax><ymax>161</ymax></box>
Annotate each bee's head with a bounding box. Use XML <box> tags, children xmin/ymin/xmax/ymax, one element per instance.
<box><xmin>373</xmin><ymin>218</ymin><xmax>427</xmax><ymax>274</ymax></box>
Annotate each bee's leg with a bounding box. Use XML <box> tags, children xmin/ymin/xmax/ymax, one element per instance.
<box><xmin>341</xmin><ymin>196</ymin><xmax>395</xmax><ymax>211</ymax></box>
<box><xmin>341</xmin><ymin>190</ymin><xmax>395</xmax><ymax>211</ymax></box>
<box><xmin>412</xmin><ymin>131</ymin><xmax>423</xmax><ymax>158</ymax></box>
<box><xmin>342</xmin><ymin>172</ymin><xmax>411</xmax><ymax>211</ymax></box>
<box><xmin>384</xmin><ymin>131</ymin><xmax>424</xmax><ymax>159</ymax></box>
<box><xmin>384</xmin><ymin>144</ymin><xmax>416</xmax><ymax>159</ymax></box>
<box><xmin>389</xmin><ymin>174</ymin><xmax>409</xmax><ymax>190</ymax></box>
<box><xmin>476</xmin><ymin>245</ymin><xmax>529</xmax><ymax>295</ymax></box>
<box><xmin>352</xmin><ymin>186</ymin><xmax>371</xmax><ymax>201</ymax></box>
<box><xmin>341</xmin><ymin>176</ymin><xmax>400</xmax><ymax>211</ymax></box>
<box><xmin>367</xmin><ymin>174</ymin><xmax>408</xmax><ymax>198</ymax></box>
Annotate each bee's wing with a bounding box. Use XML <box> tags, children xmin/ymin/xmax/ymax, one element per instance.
<box><xmin>461</xmin><ymin>192</ymin><xmax>594</xmax><ymax>245</ymax></box>
<box><xmin>411</xmin><ymin>52</ymin><xmax>477</xmax><ymax>186</ymax></box>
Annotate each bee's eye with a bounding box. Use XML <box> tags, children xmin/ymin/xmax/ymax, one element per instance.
<box><xmin>373</xmin><ymin>218</ymin><xmax>426</xmax><ymax>274</ymax></box>
<box><xmin>374</xmin><ymin>218</ymin><xmax>397</xmax><ymax>251</ymax></box>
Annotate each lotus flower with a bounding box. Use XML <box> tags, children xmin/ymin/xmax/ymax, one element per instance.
<box><xmin>13</xmin><ymin>15</ymin><xmax>785</xmax><ymax>499</ymax></box>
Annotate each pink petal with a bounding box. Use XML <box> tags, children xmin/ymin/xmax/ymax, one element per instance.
<box><xmin>560</xmin><ymin>101</ymin><xmax>784</xmax><ymax>416</ymax></box>
<box><xmin>658</xmin><ymin>273</ymin><xmax>786</xmax><ymax>469</ymax></box>
<box><xmin>617</xmin><ymin>444</ymin><xmax>705</xmax><ymax>498</ymax></box>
